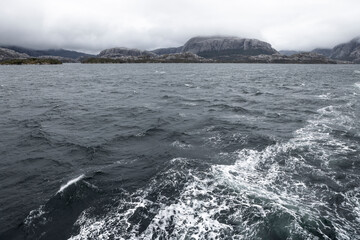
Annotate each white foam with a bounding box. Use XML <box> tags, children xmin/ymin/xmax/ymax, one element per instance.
<box><xmin>209</xmin><ymin>102</ymin><xmax>359</xmax><ymax>238</ymax></box>
<box><xmin>171</xmin><ymin>140</ymin><xmax>192</xmax><ymax>149</ymax></box>
<box><xmin>317</xmin><ymin>93</ymin><xmax>331</xmax><ymax>99</ymax></box>
<box><xmin>57</xmin><ymin>174</ymin><xmax>85</xmax><ymax>194</ymax></box>
<box><xmin>24</xmin><ymin>205</ymin><xmax>47</xmax><ymax>226</ymax></box>
<box><xmin>69</xmin><ymin>103</ymin><xmax>360</xmax><ymax>239</ymax></box>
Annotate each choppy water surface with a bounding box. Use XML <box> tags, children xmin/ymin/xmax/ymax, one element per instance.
<box><xmin>0</xmin><ymin>64</ymin><xmax>359</xmax><ymax>239</ymax></box>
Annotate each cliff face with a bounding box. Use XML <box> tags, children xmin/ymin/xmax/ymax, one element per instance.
<box><xmin>330</xmin><ymin>38</ymin><xmax>360</xmax><ymax>63</ymax></box>
<box><xmin>0</xmin><ymin>47</ymin><xmax>29</xmax><ymax>61</ymax></box>
<box><xmin>181</xmin><ymin>36</ymin><xmax>278</xmax><ymax>58</ymax></box>
<box><xmin>98</xmin><ymin>47</ymin><xmax>157</xmax><ymax>58</ymax></box>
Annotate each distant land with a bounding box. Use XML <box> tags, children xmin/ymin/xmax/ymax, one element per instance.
<box><xmin>0</xmin><ymin>58</ymin><xmax>62</xmax><ymax>65</ymax></box>
<box><xmin>0</xmin><ymin>46</ymin><xmax>94</xmax><ymax>64</ymax></box>
<box><xmin>1</xmin><ymin>36</ymin><xmax>359</xmax><ymax>64</ymax></box>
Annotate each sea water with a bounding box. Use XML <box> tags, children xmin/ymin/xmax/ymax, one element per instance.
<box><xmin>0</xmin><ymin>64</ymin><xmax>359</xmax><ymax>239</ymax></box>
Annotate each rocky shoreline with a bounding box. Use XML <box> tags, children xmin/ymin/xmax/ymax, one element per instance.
<box><xmin>1</xmin><ymin>36</ymin><xmax>359</xmax><ymax>64</ymax></box>
<box><xmin>0</xmin><ymin>58</ymin><xmax>62</xmax><ymax>65</ymax></box>
<box><xmin>81</xmin><ymin>52</ymin><xmax>348</xmax><ymax>64</ymax></box>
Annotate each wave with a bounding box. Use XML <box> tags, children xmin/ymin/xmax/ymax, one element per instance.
<box><xmin>57</xmin><ymin>174</ymin><xmax>85</xmax><ymax>194</ymax></box>
<box><xmin>171</xmin><ymin>140</ymin><xmax>192</xmax><ymax>149</ymax></box>
<box><xmin>20</xmin><ymin>173</ymin><xmax>100</xmax><ymax>240</ymax></box>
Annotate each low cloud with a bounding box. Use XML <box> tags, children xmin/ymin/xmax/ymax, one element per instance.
<box><xmin>1</xmin><ymin>0</ymin><xmax>360</xmax><ymax>53</ymax></box>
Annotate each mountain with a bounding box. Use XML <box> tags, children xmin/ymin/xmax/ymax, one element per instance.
<box><xmin>0</xmin><ymin>47</ymin><xmax>29</xmax><ymax>60</ymax></box>
<box><xmin>96</xmin><ymin>36</ymin><xmax>279</xmax><ymax>62</ymax></box>
<box><xmin>98</xmin><ymin>47</ymin><xmax>157</xmax><ymax>58</ymax></box>
<box><xmin>311</xmin><ymin>48</ymin><xmax>332</xmax><ymax>57</ymax></box>
<box><xmin>181</xmin><ymin>36</ymin><xmax>278</xmax><ymax>59</ymax></box>
<box><xmin>0</xmin><ymin>46</ymin><xmax>94</xmax><ymax>59</ymax></box>
<box><xmin>330</xmin><ymin>38</ymin><xmax>360</xmax><ymax>63</ymax></box>
<box><xmin>151</xmin><ymin>36</ymin><xmax>278</xmax><ymax>58</ymax></box>
<box><xmin>93</xmin><ymin>35</ymin><xmax>343</xmax><ymax>64</ymax></box>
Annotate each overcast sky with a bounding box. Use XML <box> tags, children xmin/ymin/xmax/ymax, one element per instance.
<box><xmin>0</xmin><ymin>0</ymin><xmax>360</xmax><ymax>53</ymax></box>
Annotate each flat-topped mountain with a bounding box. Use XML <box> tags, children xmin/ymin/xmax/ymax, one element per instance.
<box><xmin>181</xmin><ymin>36</ymin><xmax>278</xmax><ymax>58</ymax></box>
<box><xmin>88</xmin><ymin>35</ymin><xmax>345</xmax><ymax>64</ymax></box>
<box><xmin>102</xmin><ymin>36</ymin><xmax>279</xmax><ymax>62</ymax></box>
<box><xmin>2</xmin><ymin>35</ymin><xmax>359</xmax><ymax>64</ymax></box>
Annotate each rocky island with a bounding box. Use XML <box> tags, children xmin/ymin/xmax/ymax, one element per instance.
<box><xmin>83</xmin><ymin>52</ymin><xmax>213</xmax><ymax>63</ymax></box>
<box><xmin>0</xmin><ymin>58</ymin><xmax>62</xmax><ymax>65</ymax></box>
<box><xmin>0</xmin><ymin>35</ymin><xmax>359</xmax><ymax>64</ymax></box>
<box><xmin>0</xmin><ymin>47</ymin><xmax>62</xmax><ymax>65</ymax></box>
<box><xmin>0</xmin><ymin>46</ymin><xmax>93</xmax><ymax>64</ymax></box>
<box><xmin>81</xmin><ymin>36</ymin><xmax>353</xmax><ymax>64</ymax></box>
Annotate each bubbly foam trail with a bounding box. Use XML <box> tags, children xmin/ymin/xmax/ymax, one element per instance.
<box><xmin>68</xmin><ymin>103</ymin><xmax>360</xmax><ymax>239</ymax></box>
<box><xmin>57</xmin><ymin>174</ymin><xmax>85</xmax><ymax>194</ymax></box>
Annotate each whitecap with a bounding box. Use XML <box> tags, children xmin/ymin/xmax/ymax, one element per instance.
<box><xmin>57</xmin><ymin>174</ymin><xmax>85</xmax><ymax>194</ymax></box>
<box><xmin>171</xmin><ymin>140</ymin><xmax>192</xmax><ymax>149</ymax></box>
<box><xmin>183</xmin><ymin>102</ymin><xmax>197</xmax><ymax>106</ymax></box>
<box><xmin>24</xmin><ymin>205</ymin><xmax>47</xmax><ymax>226</ymax></box>
<box><xmin>317</xmin><ymin>93</ymin><xmax>331</xmax><ymax>99</ymax></box>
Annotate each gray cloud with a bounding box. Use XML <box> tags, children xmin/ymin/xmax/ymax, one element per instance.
<box><xmin>1</xmin><ymin>0</ymin><xmax>360</xmax><ymax>53</ymax></box>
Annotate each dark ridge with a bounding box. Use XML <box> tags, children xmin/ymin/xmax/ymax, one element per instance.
<box><xmin>0</xmin><ymin>46</ymin><xmax>95</xmax><ymax>59</ymax></box>
<box><xmin>0</xmin><ymin>58</ymin><xmax>62</xmax><ymax>65</ymax></box>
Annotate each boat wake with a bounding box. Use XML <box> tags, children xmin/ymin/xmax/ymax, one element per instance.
<box><xmin>68</xmin><ymin>102</ymin><xmax>360</xmax><ymax>240</ymax></box>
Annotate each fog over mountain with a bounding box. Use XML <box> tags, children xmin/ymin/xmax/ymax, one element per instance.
<box><xmin>1</xmin><ymin>0</ymin><xmax>360</xmax><ymax>54</ymax></box>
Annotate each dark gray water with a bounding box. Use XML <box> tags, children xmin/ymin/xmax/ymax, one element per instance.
<box><xmin>0</xmin><ymin>64</ymin><xmax>359</xmax><ymax>239</ymax></box>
